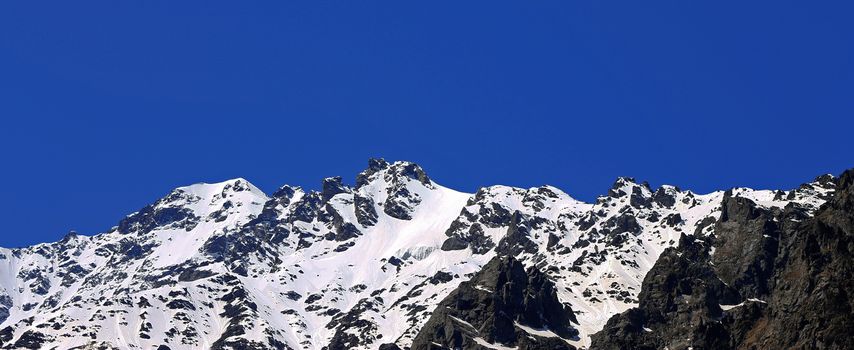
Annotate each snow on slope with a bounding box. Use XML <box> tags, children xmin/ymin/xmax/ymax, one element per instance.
<box><xmin>0</xmin><ymin>160</ymin><xmax>836</xmax><ymax>350</ymax></box>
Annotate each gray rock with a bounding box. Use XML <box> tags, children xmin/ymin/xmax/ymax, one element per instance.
<box><xmin>322</xmin><ymin>176</ymin><xmax>350</xmax><ymax>202</ymax></box>
<box><xmin>411</xmin><ymin>255</ymin><xmax>578</xmax><ymax>350</ymax></box>
<box><xmin>591</xmin><ymin>169</ymin><xmax>854</xmax><ymax>350</ymax></box>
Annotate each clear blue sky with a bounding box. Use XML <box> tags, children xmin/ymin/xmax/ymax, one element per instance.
<box><xmin>1</xmin><ymin>2</ymin><xmax>851</xmax><ymax>247</ymax></box>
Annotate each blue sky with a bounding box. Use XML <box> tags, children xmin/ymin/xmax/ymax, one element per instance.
<box><xmin>1</xmin><ymin>1</ymin><xmax>851</xmax><ymax>247</ymax></box>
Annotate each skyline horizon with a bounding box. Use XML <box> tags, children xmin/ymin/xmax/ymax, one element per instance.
<box><xmin>5</xmin><ymin>158</ymin><xmax>849</xmax><ymax>248</ymax></box>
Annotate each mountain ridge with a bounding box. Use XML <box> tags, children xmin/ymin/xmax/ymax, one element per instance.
<box><xmin>0</xmin><ymin>159</ymin><xmax>843</xmax><ymax>350</ymax></box>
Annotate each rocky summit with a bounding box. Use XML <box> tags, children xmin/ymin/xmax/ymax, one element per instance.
<box><xmin>0</xmin><ymin>159</ymin><xmax>850</xmax><ymax>350</ymax></box>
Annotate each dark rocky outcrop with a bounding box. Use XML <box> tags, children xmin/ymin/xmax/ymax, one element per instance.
<box><xmin>429</xmin><ymin>271</ymin><xmax>454</xmax><ymax>285</ymax></box>
<box><xmin>324</xmin><ymin>298</ymin><xmax>381</xmax><ymax>350</ymax></box>
<box><xmin>321</xmin><ymin>176</ymin><xmax>350</xmax><ymax>203</ymax></box>
<box><xmin>630</xmin><ymin>185</ymin><xmax>653</xmax><ymax>209</ymax></box>
<box><xmin>441</xmin><ymin>216</ymin><xmax>495</xmax><ymax>254</ymax></box>
<box><xmin>377</xmin><ymin>344</ymin><xmax>402</xmax><ymax>350</ymax></box>
<box><xmin>591</xmin><ymin>169</ymin><xmax>854</xmax><ymax>350</ymax></box>
<box><xmin>495</xmin><ymin>212</ymin><xmax>539</xmax><ymax>256</ymax></box>
<box><xmin>439</xmin><ymin>236</ymin><xmax>469</xmax><ymax>251</ymax></box>
<box><xmin>321</xmin><ymin>203</ymin><xmax>362</xmax><ymax>242</ymax></box>
<box><xmin>652</xmin><ymin>186</ymin><xmax>678</xmax><ymax>208</ymax></box>
<box><xmin>411</xmin><ymin>256</ymin><xmax>578</xmax><ymax>350</ymax></box>
<box><xmin>711</xmin><ymin>192</ymin><xmax>781</xmax><ymax>299</ymax></box>
<box><xmin>289</xmin><ymin>192</ymin><xmax>322</xmax><ymax>223</ymax></box>
<box><xmin>589</xmin><ymin>233</ymin><xmax>740</xmax><ymax>350</ymax></box>
<box><xmin>747</xmin><ymin>170</ymin><xmax>854</xmax><ymax>349</ymax></box>
<box><xmin>381</xmin><ymin>162</ymin><xmax>433</xmax><ymax>220</ymax></box>
<box><xmin>117</xmin><ymin>202</ymin><xmax>200</xmax><ymax>235</ymax></box>
<box><xmin>353</xmin><ymin>194</ymin><xmax>378</xmax><ymax>227</ymax></box>
<box><xmin>10</xmin><ymin>330</ymin><xmax>50</xmax><ymax>349</ymax></box>
<box><xmin>383</xmin><ymin>186</ymin><xmax>420</xmax><ymax>220</ymax></box>
<box><xmin>478</xmin><ymin>202</ymin><xmax>513</xmax><ymax>228</ymax></box>
<box><xmin>0</xmin><ymin>295</ymin><xmax>11</xmax><ymax>326</ymax></box>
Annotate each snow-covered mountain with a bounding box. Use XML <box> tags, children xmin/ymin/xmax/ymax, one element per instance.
<box><xmin>0</xmin><ymin>159</ymin><xmax>839</xmax><ymax>350</ymax></box>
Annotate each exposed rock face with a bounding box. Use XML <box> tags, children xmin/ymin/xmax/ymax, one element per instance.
<box><xmin>589</xmin><ymin>233</ymin><xmax>740</xmax><ymax>350</ymax></box>
<box><xmin>322</xmin><ymin>176</ymin><xmax>350</xmax><ymax>202</ymax></box>
<box><xmin>751</xmin><ymin>170</ymin><xmax>854</xmax><ymax>349</ymax></box>
<box><xmin>354</xmin><ymin>194</ymin><xmax>378</xmax><ymax>227</ymax></box>
<box><xmin>383</xmin><ymin>163</ymin><xmax>433</xmax><ymax>220</ymax></box>
<box><xmin>495</xmin><ymin>211</ymin><xmax>539</xmax><ymax>256</ymax></box>
<box><xmin>0</xmin><ymin>296</ymin><xmax>11</xmax><ymax>326</ymax></box>
<box><xmin>439</xmin><ymin>186</ymin><xmax>568</xmax><ymax>255</ymax></box>
<box><xmin>591</xmin><ymin>170</ymin><xmax>854</xmax><ymax>350</ymax></box>
<box><xmin>411</xmin><ymin>256</ymin><xmax>578</xmax><ymax>350</ymax></box>
<box><xmin>712</xmin><ymin>192</ymin><xmax>782</xmax><ymax>299</ymax></box>
<box><xmin>117</xmin><ymin>194</ymin><xmax>200</xmax><ymax>234</ymax></box>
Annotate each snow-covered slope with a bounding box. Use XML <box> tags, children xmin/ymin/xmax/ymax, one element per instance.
<box><xmin>0</xmin><ymin>160</ymin><xmax>836</xmax><ymax>350</ymax></box>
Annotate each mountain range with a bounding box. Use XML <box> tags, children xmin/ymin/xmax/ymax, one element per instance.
<box><xmin>0</xmin><ymin>159</ymin><xmax>850</xmax><ymax>350</ymax></box>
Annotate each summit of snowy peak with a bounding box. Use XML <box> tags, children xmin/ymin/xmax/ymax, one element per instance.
<box><xmin>271</xmin><ymin>184</ymin><xmax>302</xmax><ymax>199</ymax></box>
<box><xmin>176</xmin><ymin>177</ymin><xmax>266</xmax><ymax>200</ymax></box>
<box><xmin>608</xmin><ymin>176</ymin><xmax>650</xmax><ymax>195</ymax></box>
<box><xmin>58</xmin><ymin>230</ymin><xmax>84</xmax><ymax>245</ymax></box>
<box><xmin>115</xmin><ymin>178</ymin><xmax>267</xmax><ymax>235</ymax></box>
<box><xmin>355</xmin><ymin>159</ymin><xmax>433</xmax><ymax>190</ymax></box>
<box><xmin>601</xmin><ymin>176</ymin><xmax>655</xmax><ymax>209</ymax></box>
<box><xmin>612</xmin><ymin>176</ymin><xmax>638</xmax><ymax>187</ymax></box>
<box><xmin>355</xmin><ymin>157</ymin><xmax>390</xmax><ymax>188</ymax></box>
<box><xmin>351</xmin><ymin>159</ymin><xmax>439</xmax><ymax>220</ymax></box>
<box><xmin>385</xmin><ymin>160</ymin><xmax>433</xmax><ymax>187</ymax></box>
<box><xmin>167</xmin><ymin>178</ymin><xmax>267</xmax><ymax>209</ymax></box>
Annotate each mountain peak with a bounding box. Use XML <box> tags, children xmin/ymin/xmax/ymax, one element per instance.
<box><xmin>386</xmin><ymin>160</ymin><xmax>432</xmax><ymax>187</ymax></box>
<box><xmin>176</xmin><ymin>177</ymin><xmax>265</xmax><ymax>199</ymax></box>
<box><xmin>356</xmin><ymin>158</ymin><xmax>390</xmax><ymax>188</ymax></box>
<box><xmin>355</xmin><ymin>158</ymin><xmax>433</xmax><ymax>189</ymax></box>
<box><xmin>115</xmin><ymin>178</ymin><xmax>267</xmax><ymax>235</ymax></box>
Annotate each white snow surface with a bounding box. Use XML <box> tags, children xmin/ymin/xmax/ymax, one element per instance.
<box><xmin>0</xmin><ymin>161</ymin><xmax>834</xmax><ymax>349</ymax></box>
